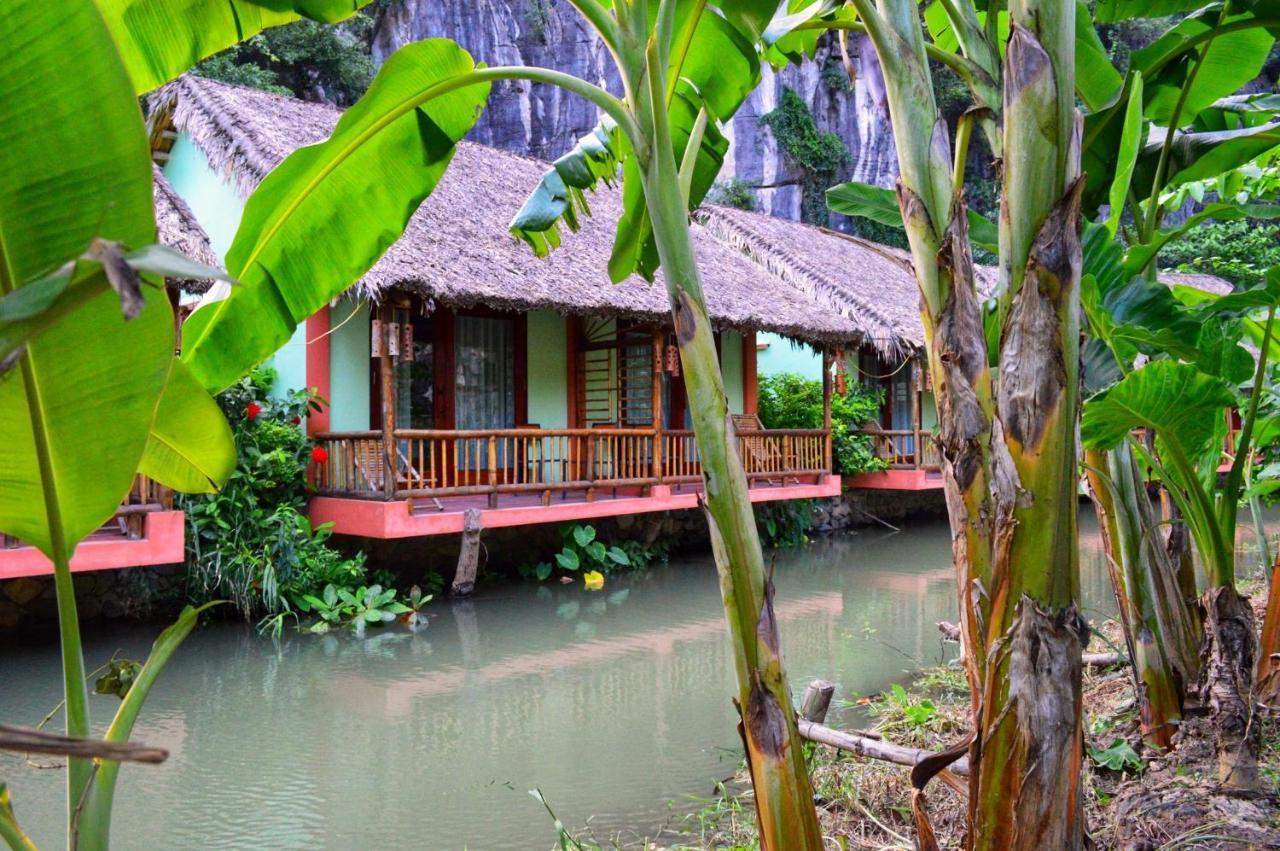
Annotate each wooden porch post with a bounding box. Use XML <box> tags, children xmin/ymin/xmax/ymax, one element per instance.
<box><xmin>742</xmin><ymin>331</ymin><xmax>758</xmax><ymax>416</ymax></box>
<box><xmin>822</xmin><ymin>348</ymin><xmax>833</xmax><ymax>473</ymax></box>
<box><xmin>378</xmin><ymin>302</ymin><xmax>397</xmax><ymax>501</ymax></box>
<box><xmin>652</xmin><ymin>329</ymin><xmax>664</xmax><ymax>483</ymax></box>
<box><xmin>912</xmin><ymin>359</ymin><xmax>923</xmax><ymax>470</ymax></box>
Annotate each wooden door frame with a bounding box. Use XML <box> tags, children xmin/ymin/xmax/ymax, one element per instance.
<box><xmin>369</xmin><ymin>300</ymin><xmax>527</xmax><ymax>431</ymax></box>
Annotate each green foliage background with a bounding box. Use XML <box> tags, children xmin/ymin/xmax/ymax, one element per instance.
<box><xmin>757</xmin><ymin>371</ymin><xmax>887</xmax><ymax>477</ymax></box>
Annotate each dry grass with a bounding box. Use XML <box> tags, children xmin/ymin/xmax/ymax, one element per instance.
<box><xmin>642</xmin><ymin>627</ymin><xmax>1280</xmax><ymax>851</ymax></box>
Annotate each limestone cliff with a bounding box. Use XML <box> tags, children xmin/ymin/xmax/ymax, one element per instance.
<box><xmin>371</xmin><ymin>1</ymin><xmax>899</xmax><ymax>223</ymax></box>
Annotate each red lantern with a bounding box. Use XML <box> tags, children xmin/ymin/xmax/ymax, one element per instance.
<box><xmin>665</xmin><ymin>344</ymin><xmax>680</xmax><ymax>377</ymax></box>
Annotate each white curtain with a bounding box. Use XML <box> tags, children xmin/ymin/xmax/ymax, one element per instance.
<box><xmin>455</xmin><ymin>316</ymin><xmax>515</xmax><ymax>429</ymax></box>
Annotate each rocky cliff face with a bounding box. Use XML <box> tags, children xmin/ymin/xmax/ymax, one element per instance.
<box><xmin>371</xmin><ymin>1</ymin><xmax>898</xmax><ymax>224</ymax></box>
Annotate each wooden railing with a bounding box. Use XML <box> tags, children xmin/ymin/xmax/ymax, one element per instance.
<box><xmin>1</xmin><ymin>475</ymin><xmax>171</xmax><ymax>550</ymax></box>
<box><xmin>860</xmin><ymin>429</ymin><xmax>942</xmax><ymax>471</ymax></box>
<box><xmin>313</xmin><ymin>427</ymin><xmax>830</xmax><ymax>501</ymax></box>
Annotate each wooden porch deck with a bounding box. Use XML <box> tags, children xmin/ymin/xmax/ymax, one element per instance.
<box><xmin>0</xmin><ymin>477</ymin><xmax>185</xmax><ymax>580</ymax></box>
<box><xmin>311</xmin><ymin>475</ymin><xmax>842</xmax><ymax>538</ymax></box>
<box><xmin>310</xmin><ymin>426</ymin><xmax>838</xmax><ymax>538</ymax></box>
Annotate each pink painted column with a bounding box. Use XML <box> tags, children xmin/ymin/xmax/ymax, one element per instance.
<box><xmin>306</xmin><ymin>306</ymin><xmax>331</xmax><ymax>436</ymax></box>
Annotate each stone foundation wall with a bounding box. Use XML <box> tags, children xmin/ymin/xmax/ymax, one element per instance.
<box><xmin>0</xmin><ymin>564</ymin><xmax>185</xmax><ymax>631</ymax></box>
<box><xmin>1</xmin><ymin>488</ymin><xmax>945</xmax><ymax>631</ymax></box>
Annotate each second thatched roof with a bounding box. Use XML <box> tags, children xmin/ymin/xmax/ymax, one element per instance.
<box><xmin>152</xmin><ymin>164</ymin><xmax>219</xmax><ymax>293</ymax></box>
<box><xmin>148</xmin><ymin>76</ymin><xmax>883</xmax><ymax>350</ymax></box>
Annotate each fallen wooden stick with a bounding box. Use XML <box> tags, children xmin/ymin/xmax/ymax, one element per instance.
<box><xmin>798</xmin><ymin>719</ymin><xmax>970</xmax><ymax>777</ymax></box>
<box><xmin>936</xmin><ymin>622</ymin><xmax>1123</xmax><ymax>667</ymax></box>
<box><xmin>0</xmin><ymin>724</ymin><xmax>168</xmax><ymax>764</ymax></box>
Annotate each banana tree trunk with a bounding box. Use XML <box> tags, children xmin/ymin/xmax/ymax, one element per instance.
<box><xmin>1085</xmin><ymin>446</ymin><xmax>1185</xmax><ymax>748</ymax></box>
<box><xmin>1200</xmin><ymin>584</ymin><xmax>1260</xmax><ymax>790</ymax></box>
<box><xmin>633</xmin><ymin>59</ymin><xmax>823</xmax><ymax>851</ymax></box>
<box><xmin>850</xmin><ymin>0</ymin><xmax>1084</xmax><ymax>845</ymax></box>
<box><xmin>1256</xmin><ymin>552</ymin><xmax>1280</xmax><ymax>706</ymax></box>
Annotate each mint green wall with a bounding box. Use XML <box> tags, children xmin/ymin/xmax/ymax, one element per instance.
<box><xmin>329</xmin><ymin>300</ymin><xmax>371</xmax><ymax>431</ymax></box>
<box><xmin>527</xmin><ymin>311</ymin><xmax>568</xmax><ymax>428</ymax></box>
<box><xmin>164</xmin><ymin>132</ymin><xmax>303</xmax><ymax>399</ymax></box>
<box><xmin>162</xmin><ymin>135</ymin><xmax>243</xmax><ymax>262</ymax></box>
<box><xmin>756</xmin><ymin>332</ymin><xmax>821</xmax><ymax>380</ymax></box>
<box><xmin>721</xmin><ymin>331</ymin><xmax>745</xmax><ymax>413</ymax></box>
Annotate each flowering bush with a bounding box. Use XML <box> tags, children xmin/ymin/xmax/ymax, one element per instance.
<box><xmin>179</xmin><ymin>368</ymin><xmax>367</xmax><ymax>621</ymax></box>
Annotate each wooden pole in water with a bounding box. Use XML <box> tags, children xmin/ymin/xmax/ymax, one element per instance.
<box><xmin>799</xmin><ymin>679</ymin><xmax>835</xmax><ymax>724</ymax></box>
<box><xmin>821</xmin><ymin>349</ymin><xmax>833</xmax><ymax>474</ymax></box>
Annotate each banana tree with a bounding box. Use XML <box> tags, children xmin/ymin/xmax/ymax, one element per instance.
<box><xmin>815</xmin><ymin>0</ymin><xmax>1087</xmax><ymax>845</ymax></box>
<box><xmin>174</xmin><ymin>2</ymin><xmax>829</xmax><ymax>845</ymax></box>
<box><xmin>1083</xmin><ymin>273</ymin><xmax>1280</xmax><ymax>789</ymax></box>
<box><xmin>0</xmin><ymin>1</ymin><xmax>372</xmax><ymax>847</ymax></box>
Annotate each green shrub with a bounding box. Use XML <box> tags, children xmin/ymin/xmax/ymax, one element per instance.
<box><xmin>756</xmin><ymin>499</ymin><xmax>814</xmax><ymax>548</ymax></box>
<box><xmin>757</xmin><ymin>371</ymin><xmax>888</xmax><ymax>476</ymax></box>
<box><xmin>179</xmin><ymin>368</ymin><xmax>368</xmax><ymax>621</ymax></box>
<box><xmin>519</xmin><ymin>522</ymin><xmax>670</xmax><ymax>582</ymax></box>
<box><xmin>1158</xmin><ymin>219</ymin><xmax>1280</xmax><ymax>288</ymax></box>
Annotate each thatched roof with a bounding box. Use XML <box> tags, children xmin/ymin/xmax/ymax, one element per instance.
<box><xmin>696</xmin><ymin>206</ymin><xmax>931</xmax><ymax>357</ymax></box>
<box><xmin>1158</xmin><ymin>270</ymin><xmax>1234</xmax><ymax>296</ymax></box>
<box><xmin>148</xmin><ymin>75</ymin><xmax>867</xmax><ymax>348</ymax></box>
<box><xmin>152</xmin><ymin>164</ymin><xmax>219</xmax><ymax>293</ymax></box>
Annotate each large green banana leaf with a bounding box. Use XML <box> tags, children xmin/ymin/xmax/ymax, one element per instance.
<box><xmin>93</xmin><ymin>0</ymin><xmax>362</xmax><ymax>94</ymax></box>
<box><xmin>140</xmin><ymin>359</ymin><xmax>236</xmax><ymax>493</ymax></box>
<box><xmin>181</xmin><ymin>39</ymin><xmax>490</xmax><ymax>393</ymax></box>
<box><xmin>1133</xmin><ymin>3</ymin><xmax>1280</xmax><ymax>127</ymax></box>
<box><xmin>1082</xmin><ymin>360</ymin><xmax>1236</xmax><ymax>463</ymax></box>
<box><xmin>0</xmin><ymin>0</ymin><xmax>172</xmax><ymax>560</ymax></box>
<box><xmin>825</xmin><ymin>180</ymin><xmax>1000</xmax><ymax>253</ymax></box>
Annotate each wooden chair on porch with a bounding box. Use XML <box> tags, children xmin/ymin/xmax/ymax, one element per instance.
<box><xmin>353</xmin><ymin>440</ymin><xmax>443</xmax><ymax>511</ymax></box>
<box><xmin>731</xmin><ymin>414</ymin><xmax>792</xmax><ymax>485</ymax></box>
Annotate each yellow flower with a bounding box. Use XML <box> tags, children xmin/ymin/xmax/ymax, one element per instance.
<box><xmin>583</xmin><ymin>570</ymin><xmax>605</xmax><ymax>590</ymax></box>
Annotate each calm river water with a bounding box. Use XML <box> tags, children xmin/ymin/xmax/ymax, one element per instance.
<box><xmin>1</xmin><ymin>510</ymin><xmax>1265</xmax><ymax>849</ymax></box>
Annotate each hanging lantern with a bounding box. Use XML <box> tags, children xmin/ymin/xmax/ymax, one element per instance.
<box><xmin>665</xmin><ymin>343</ymin><xmax>681</xmax><ymax>377</ymax></box>
<box><xmin>834</xmin><ymin>348</ymin><xmax>848</xmax><ymax>396</ymax></box>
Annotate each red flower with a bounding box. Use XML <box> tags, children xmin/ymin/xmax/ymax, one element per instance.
<box><xmin>245</xmin><ymin>402</ymin><xmax>262</xmax><ymax>421</ymax></box>
<box><xmin>290</xmin><ymin>416</ymin><xmax>301</xmax><ymax>426</ymax></box>
<box><xmin>311</xmin><ymin>446</ymin><xmax>329</xmax><ymax>464</ymax></box>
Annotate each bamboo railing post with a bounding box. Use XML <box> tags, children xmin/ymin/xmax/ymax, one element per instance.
<box><xmin>378</xmin><ymin>303</ymin><xmax>397</xmax><ymax>501</ymax></box>
<box><xmin>487</xmin><ymin>435</ymin><xmax>498</xmax><ymax>508</ymax></box>
<box><xmin>821</xmin><ymin>349</ymin><xmax>833</xmax><ymax>474</ymax></box>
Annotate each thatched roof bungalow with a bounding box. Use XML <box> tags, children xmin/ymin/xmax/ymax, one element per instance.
<box><xmin>146</xmin><ymin>74</ymin><xmax>895</xmax><ymax>352</ymax></box>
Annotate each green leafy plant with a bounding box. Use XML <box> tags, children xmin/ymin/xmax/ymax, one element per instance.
<box><xmin>526</xmin><ymin>523</ymin><xmax>634</xmax><ymax>582</ymax></box>
<box><xmin>295</xmin><ymin>582</ymin><xmax>411</xmax><ymax>633</ymax></box>
<box><xmin>706</xmin><ymin>177</ymin><xmax>758</xmax><ymax>211</ymax></box>
<box><xmin>180</xmin><ymin>368</ymin><xmax>367</xmax><ymax>621</ymax></box>
<box><xmin>400</xmin><ymin>584</ymin><xmax>433</xmax><ymax>628</ymax></box>
<box><xmin>887</xmin><ymin>682</ymin><xmax>938</xmax><ymax>728</ymax></box>
<box><xmin>756</xmin><ymin>499</ymin><xmax>813</xmax><ymax>549</ymax></box>
<box><xmin>759</xmin><ymin>87</ymin><xmax>850</xmax><ymax>225</ymax></box>
<box><xmin>1087</xmin><ymin>738</ymin><xmax>1144</xmax><ymax>773</ymax></box>
<box><xmin>196</xmin><ymin>14</ymin><xmax>376</xmax><ymax>106</ymax></box>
